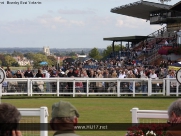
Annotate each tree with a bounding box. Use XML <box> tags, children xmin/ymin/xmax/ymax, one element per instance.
<box><xmin>0</xmin><ymin>54</ymin><xmax>5</xmax><ymax>66</ymax></box>
<box><xmin>12</xmin><ymin>51</ymin><xmax>24</xmax><ymax>59</ymax></box>
<box><xmin>32</xmin><ymin>53</ymin><xmax>48</xmax><ymax>68</ymax></box>
<box><xmin>67</xmin><ymin>52</ymin><xmax>76</xmax><ymax>56</ymax></box>
<box><xmin>24</xmin><ymin>53</ymin><xmax>34</xmax><ymax>60</ymax></box>
<box><xmin>47</xmin><ymin>56</ymin><xmax>57</xmax><ymax>66</ymax></box>
<box><xmin>0</xmin><ymin>60</ymin><xmax>2</xmax><ymax>66</ymax></box>
<box><xmin>12</xmin><ymin>62</ymin><xmax>20</xmax><ymax>67</ymax></box>
<box><xmin>4</xmin><ymin>55</ymin><xmax>17</xmax><ymax>66</ymax></box>
<box><xmin>102</xmin><ymin>45</ymin><xmax>123</xmax><ymax>58</ymax></box>
<box><xmin>89</xmin><ymin>47</ymin><xmax>102</xmax><ymax>60</ymax></box>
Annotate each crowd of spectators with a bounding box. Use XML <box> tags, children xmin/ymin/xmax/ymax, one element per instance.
<box><xmin>0</xmin><ymin>55</ymin><xmax>178</xmax><ymax>94</ymax></box>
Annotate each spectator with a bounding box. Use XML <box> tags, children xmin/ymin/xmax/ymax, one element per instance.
<box><xmin>165</xmin><ymin>40</ymin><xmax>168</xmax><ymax>45</ymax></box>
<box><xmin>58</xmin><ymin>72</ymin><xmax>68</xmax><ymax>93</ymax></box>
<box><xmin>24</xmin><ymin>67</ymin><xmax>34</xmax><ymax>78</ymax></box>
<box><xmin>35</xmin><ymin>69</ymin><xmax>44</xmax><ymax>78</ymax></box>
<box><xmin>140</xmin><ymin>71</ymin><xmax>148</xmax><ymax>96</ymax></box>
<box><xmin>45</xmin><ymin>70</ymin><xmax>52</xmax><ymax>92</ymax></box>
<box><xmin>166</xmin><ymin>99</ymin><xmax>181</xmax><ymax>136</ymax></box>
<box><xmin>96</xmin><ymin>70</ymin><xmax>104</xmax><ymax>93</ymax></box>
<box><xmin>0</xmin><ymin>103</ymin><xmax>22</xmax><ymax>136</ymax></box>
<box><xmin>67</xmin><ymin>68</ymin><xmax>74</xmax><ymax>77</ymax></box>
<box><xmin>167</xmin><ymin>71</ymin><xmax>176</xmax><ymax>93</ymax></box>
<box><xmin>89</xmin><ymin>70</ymin><xmax>96</xmax><ymax>92</ymax></box>
<box><xmin>75</xmin><ymin>76</ymin><xmax>84</xmax><ymax>93</ymax></box>
<box><xmin>128</xmin><ymin>72</ymin><xmax>135</xmax><ymax>93</ymax></box>
<box><xmin>50</xmin><ymin>101</ymin><xmax>80</xmax><ymax>136</ymax></box>
<box><xmin>107</xmin><ymin>71</ymin><xmax>117</xmax><ymax>94</ymax></box>
<box><xmin>15</xmin><ymin>70</ymin><xmax>22</xmax><ymax>78</ymax></box>
<box><xmin>149</xmin><ymin>70</ymin><xmax>158</xmax><ymax>93</ymax></box>
<box><xmin>6</xmin><ymin>69</ymin><xmax>13</xmax><ymax>78</ymax></box>
<box><xmin>118</xmin><ymin>70</ymin><xmax>126</xmax><ymax>79</ymax></box>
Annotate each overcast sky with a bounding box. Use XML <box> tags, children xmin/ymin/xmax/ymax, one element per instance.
<box><xmin>0</xmin><ymin>0</ymin><xmax>180</xmax><ymax>49</ymax></box>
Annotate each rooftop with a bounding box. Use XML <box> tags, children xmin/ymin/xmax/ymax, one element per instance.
<box><xmin>111</xmin><ymin>1</ymin><xmax>171</xmax><ymax>20</ymax></box>
<box><xmin>170</xmin><ymin>1</ymin><xmax>181</xmax><ymax>12</ymax></box>
<box><xmin>103</xmin><ymin>35</ymin><xmax>150</xmax><ymax>42</ymax></box>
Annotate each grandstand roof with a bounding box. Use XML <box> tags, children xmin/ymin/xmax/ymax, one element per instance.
<box><xmin>111</xmin><ymin>1</ymin><xmax>171</xmax><ymax>20</ymax></box>
<box><xmin>170</xmin><ymin>1</ymin><xmax>181</xmax><ymax>12</ymax></box>
<box><xmin>103</xmin><ymin>36</ymin><xmax>149</xmax><ymax>42</ymax></box>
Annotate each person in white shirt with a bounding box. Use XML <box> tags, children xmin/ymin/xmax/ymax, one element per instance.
<box><xmin>118</xmin><ymin>71</ymin><xmax>126</xmax><ymax>79</ymax></box>
<box><xmin>149</xmin><ymin>70</ymin><xmax>158</xmax><ymax>93</ymax></box>
<box><xmin>45</xmin><ymin>70</ymin><xmax>51</xmax><ymax>92</ymax></box>
<box><xmin>118</xmin><ymin>71</ymin><xmax>127</xmax><ymax>93</ymax></box>
<box><xmin>165</xmin><ymin>40</ymin><xmax>168</xmax><ymax>45</ymax></box>
<box><xmin>149</xmin><ymin>70</ymin><xmax>157</xmax><ymax>79</ymax></box>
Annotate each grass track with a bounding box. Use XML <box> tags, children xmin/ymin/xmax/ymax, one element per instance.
<box><xmin>1</xmin><ymin>97</ymin><xmax>178</xmax><ymax>136</ymax></box>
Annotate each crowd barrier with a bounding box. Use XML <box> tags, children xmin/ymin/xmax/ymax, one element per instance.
<box><xmin>0</xmin><ymin>78</ymin><xmax>180</xmax><ymax>97</ymax></box>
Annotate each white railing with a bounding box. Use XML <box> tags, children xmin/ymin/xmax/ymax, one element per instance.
<box><xmin>131</xmin><ymin>108</ymin><xmax>168</xmax><ymax>123</ymax></box>
<box><xmin>18</xmin><ymin>107</ymin><xmax>49</xmax><ymax>136</ymax></box>
<box><xmin>0</xmin><ymin>77</ymin><xmax>180</xmax><ymax>97</ymax></box>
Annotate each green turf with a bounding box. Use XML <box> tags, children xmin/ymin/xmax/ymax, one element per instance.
<box><xmin>1</xmin><ymin>98</ymin><xmax>178</xmax><ymax>136</ymax></box>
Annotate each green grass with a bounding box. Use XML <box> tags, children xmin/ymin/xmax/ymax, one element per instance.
<box><xmin>1</xmin><ymin>97</ymin><xmax>178</xmax><ymax>136</ymax></box>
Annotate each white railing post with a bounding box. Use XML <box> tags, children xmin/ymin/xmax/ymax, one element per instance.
<box><xmin>132</xmin><ymin>108</ymin><xmax>139</xmax><ymax>123</ymax></box>
<box><xmin>40</xmin><ymin>107</ymin><xmax>48</xmax><ymax>136</ymax></box>
<box><xmin>163</xmin><ymin>79</ymin><xmax>166</xmax><ymax>96</ymax></box>
<box><xmin>117</xmin><ymin>80</ymin><xmax>120</xmax><ymax>97</ymax></box>
<box><xmin>0</xmin><ymin>84</ymin><xmax>2</xmax><ymax>103</ymax></box>
<box><xmin>86</xmin><ymin>80</ymin><xmax>89</xmax><ymax>97</ymax></box>
<box><xmin>0</xmin><ymin>84</ymin><xmax>2</xmax><ymax>97</ymax></box>
<box><xmin>133</xmin><ymin>81</ymin><xmax>135</xmax><ymax>97</ymax></box>
<box><xmin>176</xmin><ymin>82</ymin><xmax>179</xmax><ymax>97</ymax></box>
<box><xmin>57</xmin><ymin>79</ymin><xmax>59</xmax><ymax>97</ymax></box>
<box><xmin>73</xmin><ymin>79</ymin><xmax>75</xmax><ymax>97</ymax></box>
<box><xmin>28</xmin><ymin>79</ymin><xmax>31</xmax><ymax>96</ymax></box>
<box><xmin>30</xmin><ymin>80</ymin><xmax>33</xmax><ymax>96</ymax></box>
<box><xmin>148</xmin><ymin>78</ymin><xmax>152</xmax><ymax>96</ymax></box>
<box><xmin>166</xmin><ymin>78</ymin><xmax>170</xmax><ymax>96</ymax></box>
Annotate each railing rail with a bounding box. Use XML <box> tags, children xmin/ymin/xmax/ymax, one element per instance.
<box><xmin>0</xmin><ymin>77</ymin><xmax>180</xmax><ymax>97</ymax></box>
<box><xmin>131</xmin><ymin>108</ymin><xmax>168</xmax><ymax>123</ymax></box>
<box><xmin>18</xmin><ymin>107</ymin><xmax>49</xmax><ymax>136</ymax></box>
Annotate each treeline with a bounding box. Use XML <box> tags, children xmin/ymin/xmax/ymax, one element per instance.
<box><xmin>0</xmin><ymin>51</ymin><xmax>57</xmax><ymax>68</ymax></box>
<box><xmin>89</xmin><ymin>45</ymin><xmax>125</xmax><ymax>60</ymax></box>
<box><xmin>0</xmin><ymin>44</ymin><xmax>124</xmax><ymax>68</ymax></box>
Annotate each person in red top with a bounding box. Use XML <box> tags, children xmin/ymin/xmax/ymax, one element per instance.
<box><xmin>75</xmin><ymin>81</ymin><xmax>83</xmax><ymax>93</ymax></box>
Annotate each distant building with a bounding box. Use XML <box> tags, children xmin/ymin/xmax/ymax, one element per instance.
<box><xmin>13</xmin><ymin>56</ymin><xmax>31</xmax><ymax>66</ymax></box>
<box><xmin>76</xmin><ymin>54</ymin><xmax>87</xmax><ymax>58</ymax></box>
<box><xmin>58</xmin><ymin>56</ymin><xmax>72</xmax><ymax>62</ymax></box>
<box><xmin>76</xmin><ymin>54</ymin><xmax>87</xmax><ymax>62</ymax></box>
<box><xmin>43</xmin><ymin>46</ymin><xmax>50</xmax><ymax>56</ymax></box>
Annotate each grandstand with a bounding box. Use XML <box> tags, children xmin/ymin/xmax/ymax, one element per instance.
<box><xmin>104</xmin><ymin>0</ymin><xmax>181</xmax><ymax>65</ymax></box>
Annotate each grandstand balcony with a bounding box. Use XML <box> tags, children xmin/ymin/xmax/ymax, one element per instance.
<box><xmin>105</xmin><ymin>0</ymin><xmax>181</xmax><ymax>64</ymax></box>
<box><xmin>150</xmin><ymin>10</ymin><xmax>181</xmax><ymax>24</ymax></box>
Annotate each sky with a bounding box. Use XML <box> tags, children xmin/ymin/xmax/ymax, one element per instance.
<box><xmin>0</xmin><ymin>0</ymin><xmax>180</xmax><ymax>49</ymax></box>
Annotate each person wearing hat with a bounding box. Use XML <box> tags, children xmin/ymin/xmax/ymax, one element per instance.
<box><xmin>50</xmin><ymin>101</ymin><xmax>80</xmax><ymax>136</ymax></box>
<box><xmin>166</xmin><ymin>99</ymin><xmax>181</xmax><ymax>136</ymax></box>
